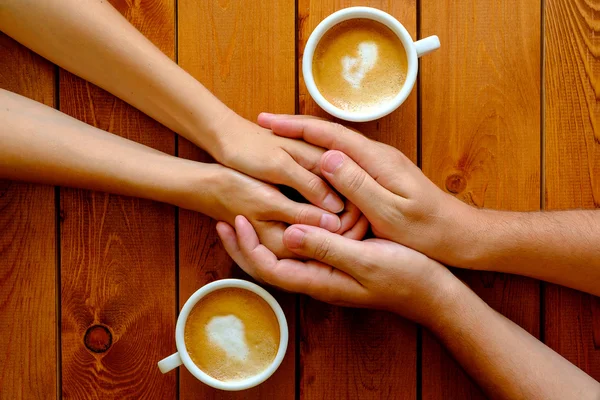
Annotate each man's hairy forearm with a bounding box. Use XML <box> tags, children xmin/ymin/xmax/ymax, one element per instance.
<box><xmin>0</xmin><ymin>0</ymin><xmax>231</xmax><ymax>156</ymax></box>
<box><xmin>428</xmin><ymin>280</ymin><xmax>600</xmax><ymax>400</ymax></box>
<box><xmin>451</xmin><ymin>208</ymin><xmax>600</xmax><ymax>295</ymax></box>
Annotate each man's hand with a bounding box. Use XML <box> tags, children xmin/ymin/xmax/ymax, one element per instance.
<box><xmin>217</xmin><ymin>215</ymin><xmax>458</xmax><ymax>324</ymax></box>
<box><xmin>259</xmin><ymin>114</ymin><xmax>600</xmax><ymax>296</ymax></box>
<box><xmin>258</xmin><ymin>113</ymin><xmax>476</xmax><ymax>267</ymax></box>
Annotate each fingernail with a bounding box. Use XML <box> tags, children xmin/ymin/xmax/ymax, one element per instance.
<box><xmin>323</xmin><ymin>193</ymin><xmax>344</xmax><ymax>213</ymax></box>
<box><xmin>320</xmin><ymin>214</ymin><xmax>341</xmax><ymax>232</ymax></box>
<box><xmin>285</xmin><ymin>228</ymin><xmax>305</xmax><ymax>249</ymax></box>
<box><xmin>322</xmin><ymin>152</ymin><xmax>344</xmax><ymax>174</ymax></box>
<box><xmin>259</xmin><ymin>112</ymin><xmax>275</xmax><ymax>121</ymax></box>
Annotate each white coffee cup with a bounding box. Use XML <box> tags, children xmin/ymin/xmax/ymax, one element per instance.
<box><xmin>157</xmin><ymin>279</ymin><xmax>289</xmax><ymax>391</ymax></box>
<box><xmin>302</xmin><ymin>6</ymin><xmax>440</xmax><ymax>122</ymax></box>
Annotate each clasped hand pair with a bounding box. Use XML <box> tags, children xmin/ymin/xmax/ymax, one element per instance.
<box><xmin>217</xmin><ymin>113</ymin><xmax>471</xmax><ymax>324</ymax></box>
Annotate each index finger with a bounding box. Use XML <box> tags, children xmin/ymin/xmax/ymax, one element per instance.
<box><xmin>257</xmin><ymin>113</ymin><xmax>326</xmax><ymax>129</ymax></box>
<box><xmin>268</xmin><ymin>117</ymin><xmax>385</xmax><ymax>176</ymax></box>
<box><xmin>230</xmin><ymin>215</ymin><xmax>369</xmax><ymax>305</ymax></box>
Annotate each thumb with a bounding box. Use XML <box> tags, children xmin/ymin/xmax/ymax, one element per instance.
<box><xmin>320</xmin><ymin>150</ymin><xmax>395</xmax><ymax>220</ymax></box>
<box><xmin>283</xmin><ymin>224</ymin><xmax>372</xmax><ymax>277</ymax></box>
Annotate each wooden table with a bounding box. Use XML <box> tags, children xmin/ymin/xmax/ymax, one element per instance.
<box><xmin>1</xmin><ymin>0</ymin><xmax>598</xmax><ymax>398</ymax></box>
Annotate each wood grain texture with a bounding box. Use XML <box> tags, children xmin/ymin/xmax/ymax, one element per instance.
<box><xmin>0</xmin><ymin>33</ymin><xmax>57</xmax><ymax>400</ymax></box>
<box><xmin>420</xmin><ymin>0</ymin><xmax>541</xmax><ymax>397</ymax></box>
<box><xmin>177</xmin><ymin>1</ymin><xmax>296</xmax><ymax>398</ymax></box>
<box><xmin>59</xmin><ymin>1</ymin><xmax>177</xmax><ymax>398</ymax></box>
<box><xmin>544</xmin><ymin>0</ymin><xmax>600</xmax><ymax>380</ymax></box>
<box><xmin>298</xmin><ymin>1</ymin><xmax>417</xmax><ymax>398</ymax></box>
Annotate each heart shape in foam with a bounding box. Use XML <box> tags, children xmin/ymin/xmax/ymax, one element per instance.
<box><xmin>341</xmin><ymin>41</ymin><xmax>378</xmax><ymax>89</ymax></box>
<box><xmin>205</xmin><ymin>315</ymin><xmax>249</xmax><ymax>361</ymax></box>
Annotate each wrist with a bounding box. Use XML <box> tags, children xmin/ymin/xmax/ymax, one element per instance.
<box><xmin>190</xmin><ymin>108</ymin><xmax>238</xmax><ymax>162</ymax></box>
<box><xmin>437</xmin><ymin>199</ymin><xmax>493</xmax><ymax>270</ymax></box>
<box><xmin>206</xmin><ymin>111</ymin><xmax>261</xmax><ymax>166</ymax></box>
<box><xmin>390</xmin><ymin>259</ymin><xmax>468</xmax><ymax>327</ymax></box>
<box><xmin>419</xmin><ymin>273</ymin><xmax>487</xmax><ymax>332</ymax></box>
<box><xmin>145</xmin><ymin>152</ymin><xmax>223</xmax><ymax>212</ymax></box>
<box><xmin>184</xmin><ymin>105</ymin><xmax>243</xmax><ymax>164</ymax></box>
<box><xmin>152</xmin><ymin>156</ymin><xmax>222</xmax><ymax>212</ymax></box>
<box><xmin>161</xmin><ymin>77</ymin><xmax>236</xmax><ymax>160</ymax></box>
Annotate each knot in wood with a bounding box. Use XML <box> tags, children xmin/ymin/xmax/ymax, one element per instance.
<box><xmin>84</xmin><ymin>324</ymin><xmax>112</xmax><ymax>353</ymax></box>
<box><xmin>445</xmin><ymin>173</ymin><xmax>467</xmax><ymax>194</ymax></box>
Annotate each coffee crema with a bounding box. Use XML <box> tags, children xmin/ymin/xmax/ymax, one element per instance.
<box><xmin>184</xmin><ymin>288</ymin><xmax>280</xmax><ymax>382</ymax></box>
<box><xmin>312</xmin><ymin>18</ymin><xmax>408</xmax><ymax>113</ymax></box>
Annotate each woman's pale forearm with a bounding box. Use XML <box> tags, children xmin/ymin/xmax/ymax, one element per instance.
<box><xmin>0</xmin><ymin>89</ymin><xmax>340</xmax><ymax>255</ymax></box>
<box><xmin>450</xmin><ymin>209</ymin><xmax>600</xmax><ymax>296</ymax></box>
<box><xmin>0</xmin><ymin>89</ymin><xmax>214</xmax><ymax>209</ymax></box>
<box><xmin>0</xmin><ymin>0</ymin><xmax>230</xmax><ymax>157</ymax></box>
<box><xmin>426</xmin><ymin>280</ymin><xmax>600</xmax><ymax>400</ymax></box>
<box><xmin>0</xmin><ymin>2</ymin><xmax>348</xmax><ymax>214</ymax></box>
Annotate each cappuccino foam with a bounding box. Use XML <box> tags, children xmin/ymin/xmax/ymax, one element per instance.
<box><xmin>184</xmin><ymin>288</ymin><xmax>280</xmax><ymax>382</ymax></box>
<box><xmin>205</xmin><ymin>315</ymin><xmax>249</xmax><ymax>361</ymax></box>
<box><xmin>312</xmin><ymin>18</ymin><xmax>408</xmax><ymax>113</ymax></box>
<box><xmin>342</xmin><ymin>42</ymin><xmax>378</xmax><ymax>88</ymax></box>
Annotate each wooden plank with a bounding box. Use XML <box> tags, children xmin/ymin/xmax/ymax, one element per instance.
<box><xmin>177</xmin><ymin>1</ymin><xmax>296</xmax><ymax>398</ymax></box>
<box><xmin>298</xmin><ymin>1</ymin><xmax>418</xmax><ymax>398</ymax></box>
<box><xmin>0</xmin><ymin>33</ymin><xmax>57</xmax><ymax>400</ymax></box>
<box><xmin>58</xmin><ymin>1</ymin><xmax>177</xmax><ymax>398</ymax></box>
<box><xmin>420</xmin><ymin>0</ymin><xmax>542</xmax><ymax>397</ymax></box>
<box><xmin>544</xmin><ymin>0</ymin><xmax>600</xmax><ymax>380</ymax></box>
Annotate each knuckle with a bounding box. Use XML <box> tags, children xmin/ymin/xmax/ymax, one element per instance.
<box><xmin>330</xmin><ymin>122</ymin><xmax>348</xmax><ymax>135</ymax></box>
<box><xmin>264</xmin><ymin>187</ymin><xmax>283</xmax><ymax>205</ymax></box>
<box><xmin>273</xmin><ymin>150</ymin><xmax>290</xmax><ymax>164</ymax></box>
<box><xmin>374</xmin><ymin>198</ymin><xmax>403</xmax><ymax>228</ymax></box>
<box><xmin>312</xmin><ymin>237</ymin><xmax>333</xmax><ymax>261</ymax></box>
<box><xmin>266</xmin><ymin>153</ymin><xmax>291</xmax><ymax>180</ymax></box>
<box><xmin>400</xmin><ymin>197</ymin><xmax>425</xmax><ymax>221</ymax></box>
<box><xmin>272</xmin><ymin>156</ymin><xmax>292</xmax><ymax>180</ymax></box>
<box><xmin>251</xmin><ymin>263</ymin><xmax>268</xmax><ymax>282</ymax></box>
<box><xmin>303</xmin><ymin>148</ymin><xmax>323</xmax><ymax>173</ymax></box>
<box><xmin>294</xmin><ymin>207</ymin><xmax>311</xmax><ymax>225</ymax></box>
<box><xmin>345</xmin><ymin>169</ymin><xmax>367</xmax><ymax>196</ymax></box>
<box><xmin>255</xmin><ymin>265</ymin><xmax>276</xmax><ymax>284</ymax></box>
<box><xmin>382</xmin><ymin>142</ymin><xmax>411</xmax><ymax>168</ymax></box>
<box><xmin>307</xmin><ymin>175</ymin><xmax>324</xmax><ymax>194</ymax></box>
<box><xmin>256</xmin><ymin>191</ymin><xmax>280</xmax><ymax>218</ymax></box>
<box><xmin>375</xmin><ymin>141</ymin><xmax>395</xmax><ymax>153</ymax></box>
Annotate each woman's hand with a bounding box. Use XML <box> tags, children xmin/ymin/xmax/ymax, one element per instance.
<box><xmin>217</xmin><ymin>216</ymin><xmax>458</xmax><ymax>324</ymax></box>
<box><xmin>0</xmin><ymin>0</ymin><xmax>344</xmax><ymax>217</ymax></box>
<box><xmin>257</xmin><ymin>114</ymin><xmax>477</xmax><ymax>268</ymax></box>
<box><xmin>214</xmin><ymin>114</ymin><xmax>345</xmax><ymax>214</ymax></box>
<box><xmin>175</xmin><ymin>163</ymin><xmax>366</xmax><ymax>258</ymax></box>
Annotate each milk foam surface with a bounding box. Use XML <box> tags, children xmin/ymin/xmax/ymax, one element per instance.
<box><xmin>205</xmin><ymin>315</ymin><xmax>249</xmax><ymax>361</ymax></box>
<box><xmin>342</xmin><ymin>42</ymin><xmax>378</xmax><ymax>88</ymax></box>
<box><xmin>312</xmin><ymin>19</ymin><xmax>408</xmax><ymax>113</ymax></box>
<box><xmin>184</xmin><ymin>287</ymin><xmax>280</xmax><ymax>382</ymax></box>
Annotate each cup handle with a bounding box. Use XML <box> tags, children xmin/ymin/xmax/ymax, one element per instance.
<box><xmin>414</xmin><ymin>35</ymin><xmax>440</xmax><ymax>58</ymax></box>
<box><xmin>158</xmin><ymin>352</ymin><xmax>182</xmax><ymax>374</ymax></box>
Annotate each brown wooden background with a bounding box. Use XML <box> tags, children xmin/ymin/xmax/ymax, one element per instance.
<box><xmin>0</xmin><ymin>0</ymin><xmax>598</xmax><ymax>398</ymax></box>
